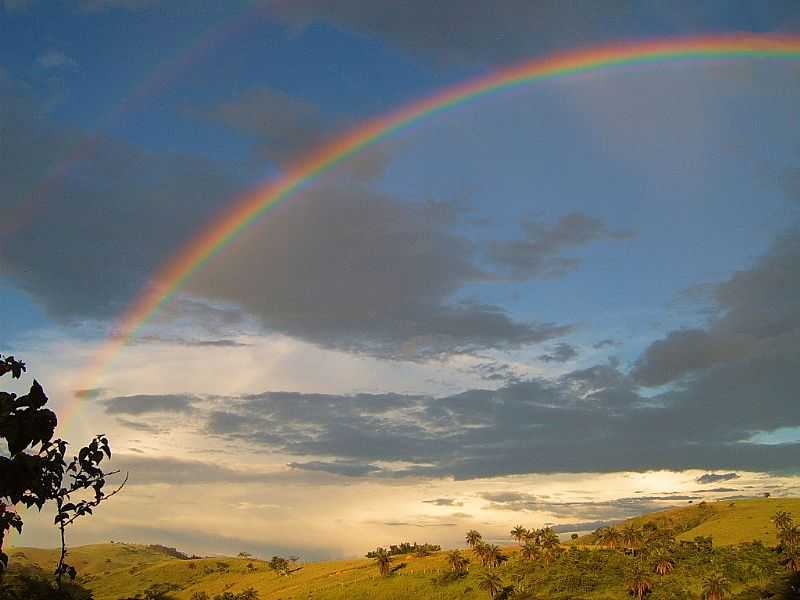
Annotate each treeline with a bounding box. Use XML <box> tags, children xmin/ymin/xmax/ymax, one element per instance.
<box><xmin>366</xmin><ymin>542</ymin><xmax>441</xmax><ymax>558</ymax></box>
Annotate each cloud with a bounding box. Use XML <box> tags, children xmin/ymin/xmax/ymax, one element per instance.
<box><xmin>696</xmin><ymin>472</ymin><xmax>740</xmax><ymax>485</ymax></box>
<box><xmin>538</xmin><ymin>342</ymin><xmax>578</xmax><ymax>363</ymax></box>
<box><xmin>104</xmin><ymin>394</ymin><xmax>197</xmax><ymax>415</ymax></box>
<box><xmin>36</xmin><ymin>50</ymin><xmax>78</xmax><ymax>70</ymax></box>
<box><xmin>206</xmin><ymin>86</ymin><xmax>332</xmax><ymax>166</ymax></box>
<box><xmin>487</xmin><ymin>212</ymin><xmax>634</xmax><ymax>280</ymax></box>
<box><xmin>592</xmin><ymin>339</ymin><xmax>621</xmax><ymax>350</ymax></box>
<box><xmin>108</xmin><ymin>454</ymin><xmax>272</xmax><ymax>485</ymax></box>
<box><xmin>187</xmin><ymin>184</ymin><xmax>573</xmax><ymax>359</ymax></box>
<box><xmin>145</xmin><ymin>326</ymin><xmax>797</xmax><ymax>479</ymax></box>
<box><xmin>266</xmin><ymin>0</ymin><xmax>639</xmax><ymax>66</ymax></box>
<box><xmin>288</xmin><ymin>460</ymin><xmax>382</xmax><ymax>477</ymax></box>
<box><xmin>478</xmin><ymin>491</ymin><xmax>690</xmax><ymax>521</ymax></box>
<box><xmin>632</xmin><ymin>229</ymin><xmax>800</xmax><ymax>386</ymax></box>
<box><xmin>422</xmin><ymin>498</ymin><xmax>463</xmax><ymax>507</ymax></box>
<box><xmin>0</xmin><ymin>77</ymin><xmax>238</xmax><ymax>322</ymax></box>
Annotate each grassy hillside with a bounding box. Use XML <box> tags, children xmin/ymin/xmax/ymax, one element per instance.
<box><xmin>573</xmin><ymin>497</ymin><xmax>800</xmax><ymax>547</ymax></box>
<box><xmin>6</xmin><ymin>497</ymin><xmax>800</xmax><ymax>600</ymax></box>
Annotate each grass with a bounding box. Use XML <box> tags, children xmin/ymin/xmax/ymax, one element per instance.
<box><xmin>6</xmin><ymin>497</ymin><xmax>800</xmax><ymax>599</ymax></box>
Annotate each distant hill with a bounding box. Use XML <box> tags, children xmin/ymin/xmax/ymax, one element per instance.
<box><xmin>6</xmin><ymin>497</ymin><xmax>800</xmax><ymax>600</ymax></box>
<box><xmin>573</xmin><ymin>497</ymin><xmax>800</xmax><ymax>547</ymax></box>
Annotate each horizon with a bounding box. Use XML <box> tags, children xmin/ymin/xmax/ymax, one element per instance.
<box><xmin>2</xmin><ymin>0</ymin><xmax>800</xmax><ymax>563</ymax></box>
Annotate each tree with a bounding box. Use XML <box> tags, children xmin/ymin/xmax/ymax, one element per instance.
<box><xmin>481</xmin><ymin>544</ymin><xmax>504</xmax><ymax>569</ymax></box>
<box><xmin>622</xmin><ymin>525</ymin><xmax>643</xmax><ymax>550</ymax></box>
<box><xmin>373</xmin><ymin>548</ymin><xmax>391</xmax><ymax>577</ymax></box>
<box><xmin>268</xmin><ymin>556</ymin><xmax>289</xmax><ymax>575</ymax></box>
<box><xmin>0</xmin><ymin>354</ymin><xmax>125</xmax><ymax>590</ymax></box>
<box><xmin>511</xmin><ymin>525</ymin><xmax>528</xmax><ymax>544</ymax></box>
<box><xmin>520</xmin><ymin>540</ymin><xmax>540</xmax><ymax>562</ymax></box>
<box><xmin>596</xmin><ymin>526</ymin><xmax>622</xmax><ymax>550</ymax></box>
<box><xmin>445</xmin><ymin>550</ymin><xmax>469</xmax><ymax>576</ymax></box>
<box><xmin>781</xmin><ymin>546</ymin><xmax>800</xmax><ymax>574</ymax></box>
<box><xmin>779</xmin><ymin>525</ymin><xmax>800</xmax><ymax>549</ymax></box>
<box><xmin>466</xmin><ymin>530</ymin><xmax>483</xmax><ymax>548</ymax></box>
<box><xmin>477</xmin><ymin>571</ymin><xmax>503</xmax><ymax>599</ymax></box>
<box><xmin>652</xmin><ymin>552</ymin><xmax>675</xmax><ymax>576</ymax></box>
<box><xmin>701</xmin><ymin>573</ymin><xmax>731</xmax><ymax>600</ymax></box>
<box><xmin>625</xmin><ymin>563</ymin><xmax>653</xmax><ymax>599</ymax></box>
<box><xmin>772</xmin><ymin>511</ymin><xmax>794</xmax><ymax>532</ymax></box>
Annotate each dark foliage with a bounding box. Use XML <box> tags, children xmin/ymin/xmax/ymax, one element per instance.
<box><xmin>0</xmin><ymin>354</ymin><xmax>125</xmax><ymax>589</ymax></box>
<box><xmin>365</xmin><ymin>542</ymin><xmax>441</xmax><ymax>558</ymax></box>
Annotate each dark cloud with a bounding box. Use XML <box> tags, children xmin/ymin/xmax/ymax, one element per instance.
<box><xmin>538</xmin><ymin>342</ymin><xmax>578</xmax><ymax>363</ymax></box>
<box><xmin>0</xmin><ymin>74</ymin><xmax>570</xmax><ymax>358</ymax></box>
<box><xmin>266</xmin><ymin>0</ymin><xmax>640</xmax><ymax>66</ymax></box>
<box><xmin>161</xmin><ymin>304</ymin><xmax>798</xmax><ymax>478</ymax></box>
<box><xmin>487</xmin><ymin>212</ymin><xmax>634</xmax><ymax>280</ymax></box>
<box><xmin>205</xmin><ymin>86</ymin><xmax>332</xmax><ymax>166</ymax></box>
<box><xmin>187</xmin><ymin>185</ymin><xmax>573</xmax><ymax>359</ymax></box>
<box><xmin>478</xmin><ymin>491</ymin><xmax>689</xmax><ymax>521</ymax></box>
<box><xmin>134</xmin><ymin>335</ymin><xmax>250</xmax><ymax>348</ymax></box>
<box><xmin>104</xmin><ymin>394</ymin><xmax>197</xmax><ymax>415</ymax></box>
<box><xmin>108</xmin><ymin>454</ymin><xmax>271</xmax><ymax>485</ymax></box>
<box><xmin>466</xmin><ymin>361</ymin><xmax>520</xmax><ymax>383</ymax></box>
<box><xmin>422</xmin><ymin>498</ymin><xmax>463</xmax><ymax>507</ymax></box>
<box><xmin>115</xmin><ymin>418</ymin><xmax>164</xmax><ymax>434</ymax></box>
<box><xmin>287</xmin><ymin>460</ymin><xmax>382</xmax><ymax>477</ymax></box>
<box><xmin>0</xmin><ymin>78</ymin><xmax>237</xmax><ymax>321</ymax></box>
<box><xmin>592</xmin><ymin>339</ymin><xmax>621</xmax><ymax>350</ymax></box>
<box><xmin>633</xmin><ymin>229</ymin><xmax>800</xmax><ymax>387</ymax></box>
<box><xmin>696</xmin><ymin>472</ymin><xmax>740</xmax><ymax>485</ymax></box>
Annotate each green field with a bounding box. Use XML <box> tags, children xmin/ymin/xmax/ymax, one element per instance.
<box><xmin>5</xmin><ymin>497</ymin><xmax>800</xmax><ymax>600</ymax></box>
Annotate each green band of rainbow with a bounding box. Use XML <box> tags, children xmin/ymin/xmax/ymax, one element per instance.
<box><xmin>71</xmin><ymin>33</ymin><xmax>800</xmax><ymax>419</ymax></box>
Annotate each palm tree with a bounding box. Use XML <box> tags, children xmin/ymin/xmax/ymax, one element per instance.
<box><xmin>652</xmin><ymin>552</ymin><xmax>675</xmax><ymax>576</ymax></box>
<box><xmin>446</xmin><ymin>549</ymin><xmax>469</xmax><ymax>576</ymax></box>
<box><xmin>511</xmin><ymin>525</ymin><xmax>528</xmax><ymax>544</ymax></box>
<box><xmin>781</xmin><ymin>546</ymin><xmax>800</xmax><ymax>573</ymax></box>
<box><xmin>483</xmin><ymin>544</ymin><xmax>504</xmax><ymax>569</ymax></box>
<box><xmin>373</xmin><ymin>548</ymin><xmax>391</xmax><ymax>577</ymax></box>
<box><xmin>625</xmin><ymin>563</ymin><xmax>653</xmax><ymax>599</ymax></box>
<box><xmin>772</xmin><ymin>511</ymin><xmax>794</xmax><ymax>532</ymax></box>
<box><xmin>520</xmin><ymin>540</ymin><xmax>540</xmax><ymax>562</ymax></box>
<box><xmin>477</xmin><ymin>571</ymin><xmax>504</xmax><ymax>599</ymax></box>
<box><xmin>622</xmin><ymin>525</ymin><xmax>643</xmax><ymax>551</ymax></box>
<box><xmin>596</xmin><ymin>526</ymin><xmax>622</xmax><ymax>550</ymax></box>
<box><xmin>779</xmin><ymin>525</ymin><xmax>800</xmax><ymax>548</ymax></box>
<box><xmin>701</xmin><ymin>573</ymin><xmax>731</xmax><ymax>600</ymax></box>
<box><xmin>466</xmin><ymin>529</ymin><xmax>483</xmax><ymax>549</ymax></box>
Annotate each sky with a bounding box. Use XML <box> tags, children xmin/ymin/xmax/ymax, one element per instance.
<box><xmin>2</xmin><ymin>0</ymin><xmax>800</xmax><ymax>560</ymax></box>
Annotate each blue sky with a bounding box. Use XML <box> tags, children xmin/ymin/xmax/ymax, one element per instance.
<box><xmin>2</xmin><ymin>0</ymin><xmax>800</xmax><ymax>558</ymax></box>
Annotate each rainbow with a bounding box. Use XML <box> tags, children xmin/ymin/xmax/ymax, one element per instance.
<box><xmin>71</xmin><ymin>33</ymin><xmax>800</xmax><ymax>420</ymax></box>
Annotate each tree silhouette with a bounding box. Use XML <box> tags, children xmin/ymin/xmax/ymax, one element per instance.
<box><xmin>0</xmin><ymin>354</ymin><xmax>125</xmax><ymax>590</ymax></box>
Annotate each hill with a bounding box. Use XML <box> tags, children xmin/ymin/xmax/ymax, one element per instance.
<box><xmin>5</xmin><ymin>497</ymin><xmax>800</xmax><ymax>600</ymax></box>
